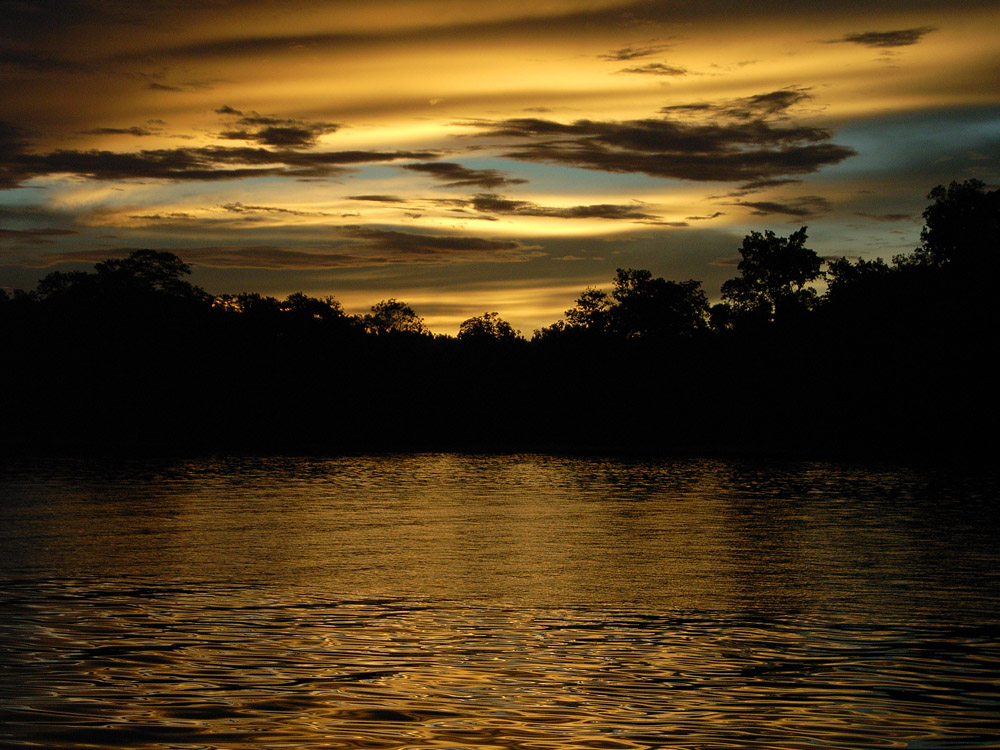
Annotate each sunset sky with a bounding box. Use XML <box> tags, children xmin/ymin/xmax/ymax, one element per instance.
<box><xmin>2</xmin><ymin>0</ymin><xmax>998</xmax><ymax>333</ymax></box>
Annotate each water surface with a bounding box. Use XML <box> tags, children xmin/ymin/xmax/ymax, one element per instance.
<box><xmin>2</xmin><ymin>455</ymin><xmax>998</xmax><ymax>748</ymax></box>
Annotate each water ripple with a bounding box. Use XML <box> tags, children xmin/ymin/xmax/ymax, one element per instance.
<box><xmin>2</xmin><ymin>580</ymin><xmax>999</xmax><ymax>749</ymax></box>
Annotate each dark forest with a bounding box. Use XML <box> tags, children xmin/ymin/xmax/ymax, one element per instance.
<box><xmin>3</xmin><ymin>180</ymin><xmax>996</xmax><ymax>459</ymax></box>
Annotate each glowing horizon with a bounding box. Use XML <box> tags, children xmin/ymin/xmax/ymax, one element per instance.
<box><xmin>2</xmin><ymin>0</ymin><xmax>998</xmax><ymax>333</ymax></box>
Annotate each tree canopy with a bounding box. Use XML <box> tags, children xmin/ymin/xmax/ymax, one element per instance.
<box><xmin>458</xmin><ymin>312</ymin><xmax>521</xmax><ymax>342</ymax></box>
<box><xmin>364</xmin><ymin>298</ymin><xmax>429</xmax><ymax>335</ymax></box>
<box><xmin>912</xmin><ymin>179</ymin><xmax>999</xmax><ymax>270</ymax></box>
<box><xmin>561</xmin><ymin>268</ymin><xmax>708</xmax><ymax>340</ymax></box>
<box><xmin>720</xmin><ymin>227</ymin><xmax>821</xmax><ymax>325</ymax></box>
<box><xmin>35</xmin><ymin>249</ymin><xmax>205</xmax><ymax>305</ymax></box>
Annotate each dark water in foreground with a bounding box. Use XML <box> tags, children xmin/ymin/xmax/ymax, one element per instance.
<box><xmin>1</xmin><ymin>455</ymin><xmax>998</xmax><ymax>749</ymax></box>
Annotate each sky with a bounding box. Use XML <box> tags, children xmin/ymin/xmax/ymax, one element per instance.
<box><xmin>2</xmin><ymin>0</ymin><xmax>998</xmax><ymax>334</ymax></box>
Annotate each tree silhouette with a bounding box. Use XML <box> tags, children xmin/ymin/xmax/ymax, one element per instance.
<box><xmin>909</xmin><ymin>179</ymin><xmax>999</xmax><ymax>270</ymax></box>
<box><xmin>824</xmin><ymin>256</ymin><xmax>892</xmax><ymax>303</ymax></box>
<box><xmin>609</xmin><ymin>268</ymin><xmax>708</xmax><ymax>339</ymax></box>
<box><xmin>720</xmin><ymin>227</ymin><xmax>821</xmax><ymax>325</ymax></box>
<box><xmin>280</xmin><ymin>292</ymin><xmax>348</xmax><ymax>322</ymax></box>
<box><xmin>560</xmin><ymin>268</ymin><xmax>708</xmax><ymax>339</ymax></box>
<box><xmin>4</xmin><ymin>178</ymin><xmax>994</xmax><ymax>458</ymax></box>
<box><xmin>35</xmin><ymin>249</ymin><xmax>205</xmax><ymax>307</ymax></box>
<box><xmin>94</xmin><ymin>249</ymin><xmax>202</xmax><ymax>299</ymax></box>
<box><xmin>458</xmin><ymin>311</ymin><xmax>521</xmax><ymax>342</ymax></box>
<box><xmin>364</xmin><ymin>298</ymin><xmax>428</xmax><ymax>335</ymax></box>
<box><xmin>564</xmin><ymin>287</ymin><xmax>614</xmax><ymax>333</ymax></box>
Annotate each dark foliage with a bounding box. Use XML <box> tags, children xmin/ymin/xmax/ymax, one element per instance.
<box><xmin>1</xmin><ymin>180</ymin><xmax>995</xmax><ymax>460</ymax></box>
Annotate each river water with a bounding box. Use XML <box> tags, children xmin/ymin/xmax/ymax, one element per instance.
<box><xmin>1</xmin><ymin>454</ymin><xmax>998</xmax><ymax>748</ymax></box>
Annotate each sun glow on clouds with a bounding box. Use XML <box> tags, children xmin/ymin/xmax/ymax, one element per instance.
<box><xmin>1</xmin><ymin>0</ymin><xmax>998</xmax><ymax>332</ymax></box>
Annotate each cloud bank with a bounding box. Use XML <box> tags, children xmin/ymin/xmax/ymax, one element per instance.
<box><xmin>475</xmin><ymin>90</ymin><xmax>855</xmax><ymax>183</ymax></box>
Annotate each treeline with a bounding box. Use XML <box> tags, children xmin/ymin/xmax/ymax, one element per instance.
<box><xmin>2</xmin><ymin>179</ymin><xmax>996</xmax><ymax>458</ymax></box>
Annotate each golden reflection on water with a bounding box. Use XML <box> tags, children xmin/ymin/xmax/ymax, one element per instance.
<box><xmin>5</xmin><ymin>454</ymin><xmax>993</xmax><ymax>614</ymax></box>
<box><xmin>1</xmin><ymin>455</ymin><xmax>998</xmax><ymax>748</ymax></box>
<box><xmin>3</xmin><ymin>586</ymin><xmax>998</xmax><ymax>749</ymax></box>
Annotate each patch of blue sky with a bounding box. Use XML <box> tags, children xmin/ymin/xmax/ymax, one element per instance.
<box><xmin>823</xmin><ymin>107</ymin><xmax>1000</xmax><ymax>180</ymax></box>
<box><xmin>0</xmin><ymin>186</ymin><xmax>47</xmax><ymax>210</ymax></box>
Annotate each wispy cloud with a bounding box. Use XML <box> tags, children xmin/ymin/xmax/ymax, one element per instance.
<box><xmin>736</xmin><ymin>195</ymin><xmax>831</xmax><ymax>217</ymax></box>
<box><xmin>661</xmin><ymin>87</ymin><xmax>812</xmax><ymax>120</ymax></box>
<box><xmin>0</xmin><ymin>131</ymin><xmax>437</xmax><ymax>187</ymax></box>
<box><xmin>468</xmin><ymin>193</ymin><xmax>657</xmax><ymax>220</ymax></box>
<box><xmin>347</xmin><ymin>194</ymin><xmax>406</xmax><ymax>203</ymax></box>
<box><xmin>399</xmin><ymin>162</ymin><xmax>528</xmax><ymax>189</ymax></box>
<box><xmin>220</xmin><ymin>202</ymin><xmax>331</xmax><ymax>217</ymax></box>
<box><xmin>78</xmin><ymin>126</ymin><xmax>156</xmax><ymax>136</ymax></box>
<box><xmin>216</xmin><ymin>106</ymin><xmax>339</xmax><ymax>148</ymax></box>
<box><xmin>828</xmin><ymin>26</ymin><xmax>937</xmax><ymax>48</ymax></box>
<box><xmin>29</xmin><ymin>246</ymin><xmax>363</xmax><ymax>269</ymax></box>
<box><xmin>599</xmin><ymin>44</ymin><xmax>671</xmax><ymax>61</ymax></box>
<box><xmin>338</xmin><ymin>225</ymin><xmax>541</xmax><ymax>261</ymax></box>
<box><xmin>854</xmin><ymin>211</ymin><xmax>912</xmax><ymax>222</ymax></box>
<box><xmin>0</xmin><ymin>49</ymin><xmax>87</xmax><ymax>72</ymax></box>
<box><xmin>0</xmin><ymin>227</ymin><xmax>78</xmax><ymax>244</ymax></box>
<box><xmin>616</xmin><ymin>63</ymin><xmax>687</xmax><ymax>76</ymax></box>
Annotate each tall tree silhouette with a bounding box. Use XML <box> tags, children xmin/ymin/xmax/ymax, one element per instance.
<box><xmin>908</xmin><ymin>179</ymin><xmax>999</xmax><ymax>270</ymax></box>
<box><xmin>719</xmin><ymin>227</ymin><xmax>821</xmax><ymax>326</ymax></box>
<box><xmin>364</xmin><ymin>299</ymin><xmax>428</xmax><ymax>335</ymax></box>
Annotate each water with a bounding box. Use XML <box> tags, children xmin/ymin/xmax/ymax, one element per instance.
<box><xmin>1</xmin><ymin>455</ymin><xmax>998</xmax><ymax>748</ymax></box>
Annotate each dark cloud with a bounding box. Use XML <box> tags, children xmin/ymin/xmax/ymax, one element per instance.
<box><xmin>0</xmin><ymin>49</ymin><xmax>85</xmax><ymax>72</ymax></box>
<box><xmin>220</xmin><ymin>126</ymin><xmax>321</xmax><ymax>148</ymax></box>
<box><xmin>400</xmin><ymin>162</ymin><xmax>528</xmax><ymax>189</ymax></box>
<box><xmin>13</xmin><ymin>148</ymin><xmax>290</xmax><ymax>182</ymax></box>
<box><xmin>0</xmin><ymin>121</ymin><xmax>31</xmax><ymax>188</ymax></box>
<box><xmin>0</xmin><ymin>227</ymin><xmax>78</xmax><ymax>244</ymax></box>
<box><xmin>685</xmin><ymin>211</ymin><xmax>725</xmax><ymax>220</ymax></box>
<box><xmin>296</xmin><ymin>150</ymin><xmax>437</xmax><ymax>166</ymax></box>
<box><xmin>468</xmin><ymin>193</ymin><xmax>657</xmax><ymax>220</ymax></box>
<box><xmin>0</xmin><ymin>120</ymin><xmax>28</xmax><ymax>150</ymax></box>
<box><xmin>736</xmin><ymin>178</ymin><xmax>802</xmax><ymax>192</ymax></box>
<box><xmin>126</xmin><ymin>212</ymin><xmax>194</xmax><ymax>220</ymax></box>
<box><xmin>599</xmin><ymin>44</ymin><xmax>671</xmax><ymax>61</ymax></box>
<box><xmin>617</xmin><ymin>63</ymin><xmax>687</xmax><ymax>76</ymax></box>
<box><xmin>216</xmin><ymin>107</ymin><xmax>339</xmax><ymax>148</ymax></box>
<box><xmin>347</xmin><ymin>194</ymin><xmax>406</xmax><ymax>203</ymax></box>
<box><xmin>736</xmin><ymin>195</ymin><xmax>831</xmax><ymax>217</ymax></box>
<box><xmin>477</xmin><ymin>103</ymin><xmax>855</xmax><ymax>183</ymax></box>
<box><xmin>79</xmin><ymin>126</ymin><xmax>155</xmax><ymax>136</ymax></box>
<box><xmin>189</xmin><ymin>247</ymin><xmax>364</xmax><ymax>268</ymax></box>
<box><xmin>830</xmin><ymin>26</ymin><xmax>937</xmax><ymax>48</ymax></box>
<box><xmin>221</xmin><ymin>202</ymin><xmax>330</xmax><ymax>217</ymax></box>
<box><xmin>31</xmin><ymin>246</ymin><xmax>365</xmax><ymax>270</ymax></box>
<box><xmin>0</xmin><ymin>135</ymin><xmax>437</xmax><ymax>187</ymax></box>
<box><xmin>147</xmin><ymin>82</ymin><xmax>184</xmax><ymax>92</ymax></box>
<box><xmin>854</xmin><ymin>211</ymin><xmax>913</xmax><ymax>222</ymax></box>
<box><xmin>339</xmin><ymin>225</ymin><xmax>540</xmax><ymax>260</ymax></box>
<box><xmin>662</xmin><ymin>87</ymin><xmax>812</xmax><ymax>120</ymax></box>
